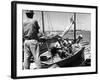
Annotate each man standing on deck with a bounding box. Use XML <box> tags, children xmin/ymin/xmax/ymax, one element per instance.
<box><xmin>23</xmin><ymin>10</ymin><xmax>41</xmax><ymax>69</ymax></box>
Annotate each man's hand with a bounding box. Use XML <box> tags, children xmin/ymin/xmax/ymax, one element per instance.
<box><xmin>39</xmin><ymin>36</ymin><xmax>47</xmax><ymax>42</ymax></box>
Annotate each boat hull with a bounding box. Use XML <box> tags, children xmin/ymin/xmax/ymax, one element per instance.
<box><xmin>41</xmin><ymin>47</ymin><xmax>85</xmax><ymax>68</ymax></box>
<box><xmin>55</xmin><ymin>47</ymin><xmax>85</xmax><ymax>67</ymax></box>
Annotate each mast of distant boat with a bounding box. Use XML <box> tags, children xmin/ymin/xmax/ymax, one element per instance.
<box><xmin>74</xmin><ymin>13</ymin><xmax>76</xmax><ymax>42</ymax></box>
<box><xmin>41</xmin><ymin>11</ymin><xmax>45</xmax><ymax>34</ymax></box>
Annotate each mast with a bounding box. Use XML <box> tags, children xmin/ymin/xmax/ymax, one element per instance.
<box><xmin>41</xmin><ymin>11</ymin><xmax>45</xmax><ymax>34</ymax></box>
<box><xmin>74</xmin><ymin>13</ymin><xmax>76</xmax><ymax>42</ymax></box>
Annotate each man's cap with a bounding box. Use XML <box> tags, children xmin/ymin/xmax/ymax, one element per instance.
<box><xmin>25</xmin><ymin>10</ymin><xmax>34</xmax><ymax>14</ymax></box>
<box><xmin>25</xmin><ymin>10</ymin><xmax>34</xmax><ymax>18</ymax></box>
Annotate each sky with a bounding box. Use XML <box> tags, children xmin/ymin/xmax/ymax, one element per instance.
<box><xmin>23</xmin><ymin>10</ymin><xmax>91</xmax><ymax>32</ymax></box>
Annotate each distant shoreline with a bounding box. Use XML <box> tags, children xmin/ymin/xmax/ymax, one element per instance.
<box><xmin>45</xmin><ymin>30</ymin><xmax>91</xmax><ymax>32</ymax></box>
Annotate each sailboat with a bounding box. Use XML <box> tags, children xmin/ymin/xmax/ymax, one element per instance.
<box><xmin>38</xmin><ymin>12</ymin><xmax>85</xmax><ymax>68</ymax></box>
